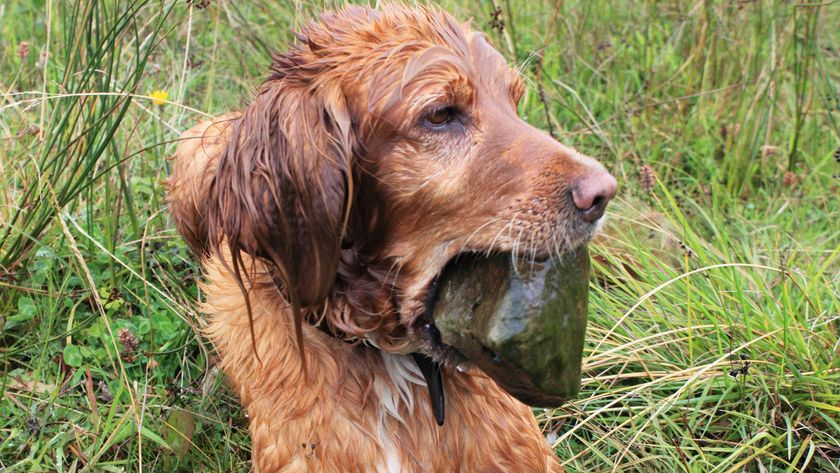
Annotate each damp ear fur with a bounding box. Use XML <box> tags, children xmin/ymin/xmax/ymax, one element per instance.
<box><xmin>208</xmin><ymin>82</ymin><xmax>354</xmax><ymax>311</ymax></box>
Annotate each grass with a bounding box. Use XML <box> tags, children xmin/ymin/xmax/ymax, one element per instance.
<box><xmin>0</xmin><ymin>0</ymin><xmax>838</xmax><ymax>471</ymax></box>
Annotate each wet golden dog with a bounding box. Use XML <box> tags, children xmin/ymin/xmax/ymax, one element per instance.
<box><xmin>168</xmin><ymin>4</ymin><xmax>615</xmax><ymax>472</ymax></box>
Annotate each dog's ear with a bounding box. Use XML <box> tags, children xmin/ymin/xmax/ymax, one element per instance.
<box><xmin>208</xmin><ymin>82</ymin><xmax>354</xmax><ymax>309</ymax></box>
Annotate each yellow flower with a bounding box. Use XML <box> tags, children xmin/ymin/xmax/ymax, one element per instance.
<box><xmin>149</xmin><ymin>89</ymin><xmax>168</xmax><ymax>106</ymax></box>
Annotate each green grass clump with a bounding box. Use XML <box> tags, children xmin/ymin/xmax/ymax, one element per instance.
<box><xmin>1</xmin><ymin>1</ymin><xmax>838</xmax><ymax>471</ymax></box>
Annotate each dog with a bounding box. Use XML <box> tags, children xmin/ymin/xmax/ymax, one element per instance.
<box><xmin>167</xmin><ymin>4</ymin><xmax>616</xmax><ymax>472</ymax></box>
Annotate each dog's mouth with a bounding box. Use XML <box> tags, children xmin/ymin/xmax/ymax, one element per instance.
<box><xmin>409</xmin><ymin>246</ymin><xmax>590</xmax><ymax>423</ymax></box>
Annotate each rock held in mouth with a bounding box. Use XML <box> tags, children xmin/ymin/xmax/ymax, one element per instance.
<box><xmin>432</xmin><ymin>246</ymin><xmax>590</xmax><ymax>407</ymax></box>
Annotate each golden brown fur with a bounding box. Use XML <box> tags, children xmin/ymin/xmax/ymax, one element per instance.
<box><xmin>168</xmin><ymin>4</ymin><xmax>614</xmax><ymax>472</ymax></box>
<box><xmin>201</xmin><ymin>252</ymin><xmax>558</xmax><ymax>472</ymax></box>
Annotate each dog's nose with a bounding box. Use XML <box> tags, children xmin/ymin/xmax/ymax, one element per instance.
<box><xmin>570</xmin><ymin>170</ymin><xmax>617</xmax><ymax>223</ymax></box>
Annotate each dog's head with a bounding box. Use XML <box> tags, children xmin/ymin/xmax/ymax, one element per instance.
<box><xmin>202</xmin><ymin>4</ymin><xmax>616</xmax><ymax>396</ymax></box>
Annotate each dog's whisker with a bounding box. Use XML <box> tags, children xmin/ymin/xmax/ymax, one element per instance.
<box><xmin>529</xmin><ymin>228</ymin><xmax>540</xmax><ymax>272</ymax></box>
<box><xmin>510</xmin><ymin>224</ymin><xmax>527</xmax><ymax>277</ymax></box>
<box><xmin>457</xmin><ymin>217</ymin><xmax>505</xmax><ymax>255</ymax></box>
<box><xmin>484</xmin><ymin>224</ymin><xmax>505</xmax><ymax>258</ymax></box>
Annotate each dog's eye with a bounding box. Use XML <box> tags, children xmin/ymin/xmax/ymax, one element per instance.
<box><xmin>423</xmin><ymin>106</ymin><xmax>459</xmax><ymax>128</ymax></box>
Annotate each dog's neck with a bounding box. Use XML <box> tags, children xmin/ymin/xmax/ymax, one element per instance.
<box><xmin>201</xmin><ymin>252</ymin><xmax>559</xmax><ymax>472</ymax></box>
<box><xmin>309</xmin><ymin>250</ymin><xmax>449</xmax><ymax>425</ymax></box>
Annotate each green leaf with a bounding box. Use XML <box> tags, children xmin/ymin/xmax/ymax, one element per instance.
<box><xmin>4</xmin><ymin>297</ymin><xmax>38</xmax><ymax>331</ymax></box>
<box><xmin>63</xmin><ymin>344</ymin><xmax>83</xmax><ymax>368</ymax></box>
<box><xmin>104</xmin><ymin>297</ymin><xmax>124</xmax><ymax>311</ymax></box>
<box><xmin>164</xmin><ymin>408</ymin><xmax>195</xmax><ymax>458</ymax></box>
<box><xmin>151</xmin><ymin>312</ymin><xmax>175</xmax><ymax>335</ymax></box>
<box><xmin>135</xmin><ymin>317</ymin><xmax>150</xmax><ymax>336</ymax></box>
<box><xmin>17</xmin><ymin>297</ymin><xmax>37</xmax><ymax>318</ymax></box>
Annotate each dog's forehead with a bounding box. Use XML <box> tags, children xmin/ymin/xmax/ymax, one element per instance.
<box><xmin>386</xmin><ymin>28</ymin><xmax>520</xmax><ymax>103</ymax></box>
<box><xmin>464</xmin><ymin>32</ymin><xmax>521</xmax><ymax>96</ymax></box>
<box><xmin>365</xmin><ymin>6</ymin><xmax>511</xmax><ymax>76</ymax></box>
<box><xmin>467</xmin><ymin>32</ymin><xmax>506</xmax><ymax>68</ymax></box>
<box><xmin>306</xmin><ymin>5</ymin><xmax>524</xmax><ymax>123</ymax></box>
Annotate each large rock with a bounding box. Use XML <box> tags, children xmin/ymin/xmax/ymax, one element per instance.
<box><xmin>433</xmin><ymin>247</ymin><xmax>590</xmax><ymax>406</ymax></box>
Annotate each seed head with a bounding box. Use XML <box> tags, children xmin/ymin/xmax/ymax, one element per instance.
<box><xmin>17</xmin><ymin>41</ymin><xmax>30</xmax><ymax>61</ymax></box>
<box><xmin>118</xmin><ymin>328</ymin><xmax>139</xmax><ymax>361</ymax></box>
<box><xmin>640</xmin><ymin>164</ymin><xmax>656</xmax><ymax>193</ymax></box>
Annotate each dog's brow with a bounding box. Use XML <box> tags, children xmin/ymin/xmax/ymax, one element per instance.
<box><xmin>402</xmin><ymin>46</ymin><xmax>469</xmax><ymax>90</ymax></box>
<box><xmin>468</xmin><ymin>32</ymin><xmax>522</xmax><ymax>103</ymax></box>
<box><xmin>367</xmin><ymin>47</ymin><xmax>475</xmax><ymax>119</ymax></box>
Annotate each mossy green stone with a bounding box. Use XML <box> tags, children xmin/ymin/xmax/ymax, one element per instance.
<box><xmin>433</xmin><ymin>246</ymin><xmax>590</xmax><ymax>406</ymax></box>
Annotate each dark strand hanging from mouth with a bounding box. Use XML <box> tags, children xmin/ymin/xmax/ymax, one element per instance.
<box><xmin>411</xmin><ymin>353</ymin><xmax>445</xmax><ymax>426</ymax></box>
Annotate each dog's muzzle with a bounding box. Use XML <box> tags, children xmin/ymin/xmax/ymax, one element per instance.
<box><xmin>420</xmin><ymin>246</ymin><xmax>590</xmax><ymax>415</ymax></box>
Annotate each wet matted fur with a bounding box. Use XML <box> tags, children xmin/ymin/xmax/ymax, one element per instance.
<box><xmin>168</xmin><ymin>4</ymin><xmax>614</xmax><ymax>472</ymax></box>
